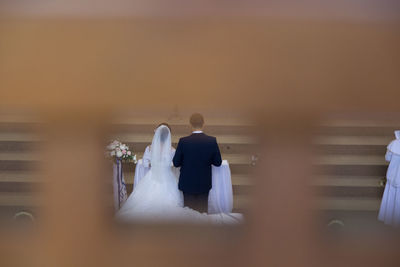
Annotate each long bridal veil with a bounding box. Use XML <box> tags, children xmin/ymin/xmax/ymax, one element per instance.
<box><xmin>116</xmin><ymin>125</ymin><xmax>183</xmax><ymax>221</ymax></box>
<box><xmin>150</xmin><ymin>125</ymin><xmax>172</xmax><ymax>168</ymax></box>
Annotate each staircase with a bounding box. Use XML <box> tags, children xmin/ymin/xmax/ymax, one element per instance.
<box><xmin>314</xmin><ymin>117</ymin><xmax>399</xmax><ymax>229</ymax></box>
<box><xmin>0</xmin><ymin>115</ymin><xmax>42</xmax><ymax>220</ymax></box>
<box><xmin>0</xmin><ymin>111</ymin><xmax>398</xmax><ymax>230</ymax></box>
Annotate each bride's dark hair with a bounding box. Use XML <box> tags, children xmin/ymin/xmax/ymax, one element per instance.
<box><xmin>156</xmin><ymin>122</ymin><xmax>171</xmax><ymax>132</ymax></box>
<box><xmin>157</xmin><ymin>123</ymin><xmax>171</xmax><ymax>143</ymax></box>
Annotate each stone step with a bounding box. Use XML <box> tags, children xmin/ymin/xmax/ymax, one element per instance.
<box><xmin>312</xmin><ymin>175</ymin><xmax>383</xmax><ymax>187</ymax></box>
<box><xmin>233</xmin><ymin>196</ymin><xmax>379</xmax><ymax>213</ymax></box>
<box><xmin>0</xmin><ymin>172</ymin><xmax>41</xmax><ymax>183</ymax></box>
<box><xmin>316</xmin><ymin>155</ymin><xmax>387</xmax><ymax>166</ymax></box>
<box><xmin>121</xmin><ymin>162</ymin><xmax>253</xmax><ymax>176</ymax></box>
<box><xmin>314</xmin><ymin>136</ymin><xmax>391</xmax><ymax>156</ymax></box>
<box><xmin>0</xmin><ymin>172</ymin><xmax>386</xmax><ymax>191</ymax></box>
<box><xmin>320</xmin><ymin>117</ymin><xmax>400</xmax><ymax>128</ymax></box>
<box><xmin>233</xmin><ymin>194</ymin><xmax>250</xmax><ymax>212</ymax></box>
<box><xmin>0</xmin><ymin>132</ymin><xmax>41</xmax><ymax>142</ymax></box>
<box><xmin>0</xmin><ymin>132</ymin><xmax>394</xmax><ymax>153</ymax></box>
<box><xmin>230</xmin><ymin>175</ymin><xmax>252</xmax><ymax>186</ymax></box>
<box><xmin>0</xmin><ymin>193</ymin><xmax>381</xmax><ymax>210</ymax></box>
<box><xmin>0</xmin><ymin>151</ymin><xmax>253</xmax><ymax>174</ymax></box>
<box><xmin>318</xmin><ymin>210</ymin><xmax>379</xmax><ymax>224</ymax></box>
<box><xmin>0</xmin><ymin>182</ymin><xmax>40</xmax><ymax>193</ymax></box>
<box><xmin>315</xmin><ymin>186</ymin><xmax>383</xmax><ymax>198</ymax></box>
<box><xmin>233</xmin><ymin>196</ymin><xmax>382</xmax><ymax>213</ymax></box>
<box><xmin>113</xmin><ymin>133</ymin><xmax>256</xmax><ymax>145</ymax></box>
<box><xmin>1</xmin><ymin>124</ymin><xmax>398</xmax><ymax>160</ymax></box>
<box><xmin>0</xmin><ymin>114</ymin><xmax>41</xmax><ymax>124</ymax></box>
<box><xmin>0</xmin><ymin>193</ymin><xmax>248</xmax><ymax>214</ymax></box>
<box><xmin>0</xmin><ymin>197</ymin><xmax>382</xmax><ymax>219</ymax></box>
<box><xmin>0</xmin><ymin>188</ymin><xmax>383</xmax><ymax>215</ymax></box>
<box><xmin>0</xmin><ymin>172</ymin><xmax>253</xmax><ymax>186</ymax></box>
<box><xmin>0</xmin><ymin>192</ymin><xmax>41</xmax><ymax>207</ymax></box>
<box><xmin>122</xmin><ymin>172</ymin><xmax>251</xmax><ymax>186</ymax></box>
<box><xmin>117</xmin><ymin>134</ymin><xmax>257</xmax><ymax>154</ymax></box>
<box><xmin>0</xmin><ymin>178</ymin><xmax>383</xmax><ymax>196</ymax></box>
<box><xmin>313</xmin><ymin>175</ymin><xmax>386</xmax><ymax>198</ymax></box>
<box><xmin>317</xmin><ymin>164</ymin><xmax>387</xmax><ymax>177</ymax></box>
<box><xmin>317</xmin><ymin>197</ymin><xmax>381</xmax><ymax>211</ymax></box>
<box><xmin>314</xmin><ymin>136</ymin><xmax>393</xmax><ymax>146</ymax></box>
<box><xmin>316</xmin><ymin>144</ymin><xmax>386</xmax><ymax>156</ymax></box>
<box><xmin>317</xmin><ymin>125</ymin><xmax>400</xmax><ymax>136</ymax></box>
<box><xmin>0</xmin><ymin>140</ymin><xmax>390</xmax><ymax>158</ymax></box>
<box><xmin>135</xmin><ymin>153</ymin><xmax>253</xmax><ymax>165</ymax></box>
<box><xmin>124</xmin><ymin>177</ymin><xmax>253</xmax><ymax>195</ymax></box>
<box><xmin>0</xmin><ymin>151</ymin><xmax>388</xmax><ymax>166</ymax></box>
<box><xmin>0</xmin><ymin>152</ymin><xmax>41</xmax><ymax>162</ymax></box>
<box><xmin>0</xmin><ymin>141</ymin><xmax>40</xmax><ymax>153</ymax></box>
<box><xmin>123</xmin><ymin>183</ymin><xmax>254</xmax><ymax>196</ymax></box>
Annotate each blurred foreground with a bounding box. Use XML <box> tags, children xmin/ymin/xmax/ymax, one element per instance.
<box><xmin>1</xmin><ymin>0</ymin><xmax>400</xmax><ymax>266</ymax></box>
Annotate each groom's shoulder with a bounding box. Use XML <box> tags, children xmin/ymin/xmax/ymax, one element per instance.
<box><xmin>199</xmin><ymin>133</ymin><xmax>217</xmax><ymax>144</ymax></box>
<box><xmin>179</xmin><ymin>134</ymin><xmax>215</xmax><ymax>141</ymax></box>
<box><xmin>203</xmin><ymin>133</ymin><xmax>217</xmax><ymax>141</ymax></box>
<box><xmin>178</xmin><ymin>135</ymin><xmax>190</xmax><ymax>143</ymax></box>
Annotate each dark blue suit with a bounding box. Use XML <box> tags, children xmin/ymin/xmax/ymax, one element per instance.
<box><xmin>173</xmin><ymin>132</ymin><xmax>222</xmax><ymax>212</ymax></box>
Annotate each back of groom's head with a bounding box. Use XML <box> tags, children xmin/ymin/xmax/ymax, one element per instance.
<box><xmin>190</xmin><ymin>113</ymin><xmax>204</xmax><ymax>129</ymax></box>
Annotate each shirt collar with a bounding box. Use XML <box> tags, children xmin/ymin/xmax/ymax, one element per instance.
<box><xmin>192</xmin><ymin>130</ymin><xmax>203</xmax><ymax>134</ymax></box>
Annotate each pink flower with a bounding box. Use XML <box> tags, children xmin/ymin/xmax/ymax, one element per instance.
<box><xmin>127</xmin><ymin>151</ymin><xmax>132</xmax><ymax>156</ymax></box>
<box><xmin>122</xmin><ymin>150</ymin><xmax>127</xmax><ymax>154</ymax></box>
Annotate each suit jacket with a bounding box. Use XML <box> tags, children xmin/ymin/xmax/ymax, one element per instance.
<box><xmin>173</xmin><ymin>133</ymin><xmax>222</xmax><ymax>194</ymax></box>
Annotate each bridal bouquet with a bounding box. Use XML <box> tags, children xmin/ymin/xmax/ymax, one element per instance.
<box><xmin>106</xmin><ymin>140</ymin><xmax>137</xmax><ymax>163</ymax></box>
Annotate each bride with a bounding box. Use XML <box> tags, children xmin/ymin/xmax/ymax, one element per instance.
<box><xmin>116</xmin><ymin>125</ymin><xmax>242</xmax><ymax>224</ymax></box>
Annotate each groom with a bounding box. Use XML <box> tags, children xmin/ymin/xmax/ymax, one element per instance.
<box><xmin>173</xmin><ymin>113</ymin><xmax>222</xmax><ymax>213</ymax></box>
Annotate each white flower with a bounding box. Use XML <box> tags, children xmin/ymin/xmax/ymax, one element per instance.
<box><xmin>106</xmin><ymin>140</ymin><xmax>137</xmax><ymax>162</ymax></box>
<box><xmin>107</xmin><ymin>140</ymin><xmax>121</xmax><ymax>150</ymax></box>
<box><xmin>120</xmin><ymin>144</ymin><xmax>127</xmax><ymax>150</ymax></box>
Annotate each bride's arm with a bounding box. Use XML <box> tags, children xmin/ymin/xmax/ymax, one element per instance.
<box><xmin>143</xmin><ymin>146</ymin><xmax>151</xmax><ymax>167</ymax></box>
<box><xmin>169</xmin><ymin>147</ymin><xmax>176</xmax><ymax>163</ymax></box>
<box><xmin>173</xmin><ymin>140</ymin><xmax>183</xmax><ymax>167</ymax></box>
<box><xmin>170</xmin><ymin>147</ymin><xmax>180</xmax><ymax>179</ymax></box>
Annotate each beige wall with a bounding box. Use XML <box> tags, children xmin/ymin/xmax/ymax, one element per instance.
<box><xmin>1</xmin><ymin>19</ymin><xmax>399</xmax><ymax>113</ymax></box>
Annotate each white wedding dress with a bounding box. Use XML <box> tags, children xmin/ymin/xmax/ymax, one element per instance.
<box><xmin>116</xmin><ymin>125</ymin><xmax>242</xmax><ymax>224</ymax></box>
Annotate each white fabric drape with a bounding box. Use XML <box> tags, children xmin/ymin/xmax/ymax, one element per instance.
<box><xmin>113</xmin><ymin>160</ymin><xmax>127</xmax><ymax>211</ymax></box>
<box><xmin>209</xmin><ymin>160</ymin><xmax>233</xmax><ymax>214</ymax></box>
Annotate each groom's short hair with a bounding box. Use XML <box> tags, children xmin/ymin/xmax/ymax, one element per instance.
<box><xmin>190</xmin><ymin>113</ymin><xmax>204</xmax><ymax>128</ymax></box>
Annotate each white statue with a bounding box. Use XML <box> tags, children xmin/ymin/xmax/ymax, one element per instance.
<box><xmin>378</xmin><ymin>131</ymin><xmax>400</xmax><ymax>225</ymax></box>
